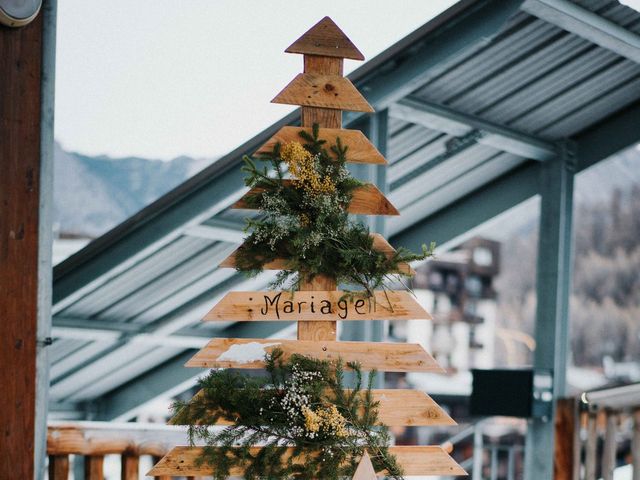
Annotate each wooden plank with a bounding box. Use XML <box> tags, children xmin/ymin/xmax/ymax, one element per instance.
<box><xmin>85</xmin><ymin>455</ymin><xmax>104</xmax><ymax>480</ymax></box>
<box><xmin>298</xmin><ymin>274</ymin><xmax>337</xmax><ymax>341</ymax></box>
<box><xmin>148</xmin><ymin>445</ymin><xmax>466</xmax><ymax>477</ymax></box>
<box><xmin>172</xmin><ymin>388</ymin><xmax>452</xmax><ymax>427</ymax></box>
<box><xmin>272</xmin><ymin>73</ymin><xmax>374</xmax><ymax>112</ymax></box>
<box><xmin>121</xmin><ymin>455</ymin><xmax>139</xmax><ymax>480</ymax></box>
<box><xmin>0</xmin><ymin>12</ymin><xmax>44</xmax><ymax>480</ymax></box>
<box><xmin>233</xmin><ymin>182</ymin><xmax>399</xmax><ymax>216</ymax></box>
<box><xmin>286</xmin><ymin>16</ymin><xmax>364</xmax><ymax>60</ymax></box>
<box><xmin>554</xmin><ymin>397</ymin><xmax>576</xmax><ymax>480</ymax></box>
<box><xmin>219</xmin><ymin>234</ymin><xmax>414</xmax><ymax>276</ymax></box>
<box><xmin>302</xmin><ymin>56</ymin><xmax>343</xmax><ymax>128</ymax></box>
<box><xmin>48</xmin><ymin>455</ymin><xmax>70</xmax><ymax>480</ymax></box>
<box><xmin>202</xmin><ymin>290</ymin><xmax>431</xmax><ymax>322</ymax></box>
<box><xmin>46</xmin><ymin>424</ymin><xmax>175</xmax><ymax>457</ymax></box>
<box><xmin>371</xmin><ymin>233</ymin><xmax>416</xmax><ymax>275</ymax></box>
<box><xmin>254</xmin><ymin>126</ymin><xmax>387</xmax><ymax>165</ymax></box>
<box><xmin>186</xmin><ymin>338</ymin><xmax>441</xmax><ymax>373</ymax></box>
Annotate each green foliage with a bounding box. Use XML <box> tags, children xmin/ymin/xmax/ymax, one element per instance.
<box><xmin>235</xmin><ymin>124</ymin><xmax>435</xmax><ymax>295</ymax></box>
<box><xmin>173</xmin><ymin>349</ymin><xmax>403</xmax><ymax>480</ymax></box>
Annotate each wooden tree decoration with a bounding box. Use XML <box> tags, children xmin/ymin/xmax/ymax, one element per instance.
<box><xmin>149</xmin><ymin>17</ymin><xmax>465</xmax><ymax>478</ymax></box>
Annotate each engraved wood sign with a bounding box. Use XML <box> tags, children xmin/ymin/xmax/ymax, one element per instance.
<box><xmin>203</xmin><ymin>290</ymin><xmax>432</xmax><ymax>322</ymax></box>
<box><xmin>149</xmin><ymin>15</ymin><xmax>464</xmax><ymax>478</ymax></box>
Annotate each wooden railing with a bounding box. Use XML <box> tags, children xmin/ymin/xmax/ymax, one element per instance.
<box><xmin>555</xmin><ymin>383</ymin><xmax>640</xmax><ymax>480</ymax></box>
<box><xmin>47</xmin><ymin>421</ymin><xmax>202</xmax><ymax>479</ymax></box>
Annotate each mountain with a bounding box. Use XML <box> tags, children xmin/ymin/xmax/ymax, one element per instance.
<box><xmin>53</xmin><ymin>142</ymin><xmax>213</xmax><ymax>237</ymax></box>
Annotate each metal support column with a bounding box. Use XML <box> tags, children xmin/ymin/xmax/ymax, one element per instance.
<box><xmin>341</xmin><ymin>111</ymin><xmax>389</xmax><ymax>372</ymax></box>
<box><xmin>524</xmin><ymin>144</ymin><xmax>576</xmax><ymax>480</ymax></box>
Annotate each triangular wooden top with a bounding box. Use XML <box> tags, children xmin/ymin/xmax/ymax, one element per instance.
<box><xmin>255</xmin><ymin>126</ymin><xmax>387</xmax><ymax>165</ymax></box>
<box><xmin>272</xmin><ymin>73</ymin><xmax>374</xmax><ymax>112</ymax></box>
<box><xmin>353</xmin><ymin>451</ymin><xmax>377</xmax><ymax>480</ymax></box>
<box><xmin>286</xmin><ymin>16</ymin><xmax>365</xmax><ymax>61</ymax></box>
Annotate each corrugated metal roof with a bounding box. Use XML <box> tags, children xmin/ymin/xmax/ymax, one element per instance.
<box><xmin>50</xmin><ymin>0</ymin><xmax>640</xmax><ymax>419</ymax></box>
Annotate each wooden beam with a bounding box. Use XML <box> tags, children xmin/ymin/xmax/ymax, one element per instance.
<box><xmin>46</xmin><ymin>424</ymin><xmax>177</xmax><ymax>457</ymax></box>
<box><xmin>172</xmin><ymin>388</ymin><xmax>454</xmax><ymax>427</ymax></box>
<box><xmin>186</xmin><ymin>338</ymin><xmax>442</xmax><ymax>373</ymax></box>
<box><xmin>148</xmin><ymin>446</ymin><xmax>466</xmax><ymax>477</ymax></box>
<box><xmin>272</xmin><ymin>73</ymin><xmax>374</xmax><ymax>112</ymax></box>
<box><xmin>233</xmin><ymin>182</ymin><xmax>398</xmax><ymax>216</ymax></box>
<box><xmin>202</xmin><ymin>290</ymin><xmax>431</xmax><ymax>322</ymax></box>
<box><xmin>254</xmin><ymin>126</ymin><xmax>387</xmax><ymax>165</ymax></box>
<box><xmin>0</xmin><ymin>11</ymin><xmax>44</xmax><ymax>480</ymax></box>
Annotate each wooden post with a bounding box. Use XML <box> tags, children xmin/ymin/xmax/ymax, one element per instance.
<box><xmin>554</xmin><ymin>397</ymin><xmax>576</xmax><ymax>480</ymax></box>
<box><xmin>296</xmin><ymin>34</ymin><xmax>344</xmax><ymax>342</ymax></box>
<box><xmin>584</xmin><ymin>410</ymin><xmax>598</xmax><ymax>480</ymax></box>
<box><xmin>121</xmin><ymin>454</ymin><xmax>139</xmax><ymax>480</ymax></box>
<box><xmin>601</xmin><ymin>410</ymin><xmax>617</xmax><ymax>480</ymax></box>
<box><xmin>48</xmin><ymin>455</ymin><xmax>70</xmax><ymax>480</ymax></box>
<box><xmin>632</xmin><ymin>408</ymin><xmax>640</xmax><ymax>480</ymax></box>
<box><xmin>0</xmin><ymin>10</ymin><xmax>45</xmax><ymax>480</ymax></box>
<box><xmin>84</xmin><ymin>455</ymin><xmax>104</xmax><ymax>480</ymax></box>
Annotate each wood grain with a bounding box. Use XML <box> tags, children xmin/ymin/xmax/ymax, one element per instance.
<box><xmin>148</xmin><ymin>446</ymin><xmax>466</xmax><ymax>477</ymax></box>
<box><xmin>302</xmin><ymin>56</ymin><xmax>343</xmax><ymax>127</ymax></box>
<box><xmin>0</xmin><ymin>13</ymin><xmax>44</xmax><ymax>480</ymax></box>
<box><xmin>233</xmin><ymin>182</ymin><xmax>398</xmax><ymax>216</ymax></box>
<box><xmin>219</xmin><ymin>234</ymin><xmax>414</xmax><ymax>275</ymax></box>
<box><xmin>121</xmin><ymin>455</ymin><xmax>139</xmax><ymax>480</ymax></box>
<box><xmin>85</xmin><ymin>456</ymin><xmax>104</xmax><ymax>480</ymax></box>
<box><xmin>254</xmin><ymin>126</ymin><xmax>387</xmax><ymax>165</ymax></box>
<box><xmin>286</xmin><ymin>16</ymin><xmax>364</xmax><ymax>60</ymax></box>
<box><xmin>272</xmin><ymin>73</ymin><xmax>373</xmax><ymax>112</ymax></box>
<box><xmin>297</xmin><ymin>274</ymin><xmax>337</xmax><ymax>341</ymax></box>
<box><xmin>186</xmin><ymin>338</ymin><xmax>441</xmax><ymax>373</ymax></box>
<box><xmin>352</xmin><ymin>451</ymin><xmax>377</xmax><ymax>480</ymax></box>
<box><xmin>46</xmin><ymin>425</ymin><xmax>176</xmax><ymax>457</ymax></box>
<box><xmin>202</xmin><ymin>290</ymin><xmax>431</xmax><ymax>322</ymax></box>
<box><xmin>48</xmin><ymin>455</ymin><xmax>69</xmax><ymax>480</ymax></box>
<box><xmin>172</xmin><ymin>388</ymin><xmax>452</xmax><ymax>427</ymax></box>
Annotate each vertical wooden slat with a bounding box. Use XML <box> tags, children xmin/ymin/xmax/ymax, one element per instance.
<box><xmin>84</xmin><ymin>455</ymin><xmax>104</xmax><ymax>480</ymax></box>
<box><xmin>301</xmin><ymin>55</ymin><xmax>343</xmax><ymax>129</ymax></box>
<box><xmin>121</xmin><ymin>454</ymin><xmax>139</xmax><ymax>480</ymax></box>
<box><xmin>48</xmin><ymin>454</ymin><xmax>70</xmax><ymax>480</ymax></box>
<box><xmin>297</xmin><ymin>54</ymin><xmax>343</xmax><ymax>342</ymax></box>
<box><xmin>601</xmin><ymin>410</ymin><xmax>617</xmax><ymax>480</ymax></box>
<box><xmin>554</xmin><ymin>397</ymin><xmax>576</xmax><ymax>480</ymax></box>
<box><xmin>297</xmin><ymin>275</ymin><xmax>338</xmax><ymax>341</ymax></box>
<box><xmin>573</xmin><ymin>408</ymin><xmax>584</xmax><ymax>480</ymax></box>
<box><xmin>584</xmin><ymin>411</ymin><xmax>598</xmax><ymax>480</ymax></box>
<box><xmin>631</xmin><ymin>408</ymin><xmax>640</xmax><ymax>480</ymax></box>
<box><xmin>0</xmin><ymin>11</ymin><xmax>44</xmax><ymax>480</ymax></box>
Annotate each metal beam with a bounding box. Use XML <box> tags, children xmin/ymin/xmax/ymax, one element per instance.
<box><xmin>36</xmin><ymin>2</ymin><xmax>57</xmax><ymax>478</ymax></box>
<box><xmin>184</xmin><ymin>219</ymin><xmax>245</xmax><ymax>244</ymax></box>
<box><xmin>390</xmin><ymin>161</ymin><xmax>541</xmax><ymax>251</ymax></box>
<box><xmin>522</xmin><ymin>0</ymin><xmax>640</xmax><ymax>64</ymax></box>
<box><xmin>574</xmin><ymin>99</ymin><xmax>640</xmax><ymax>172</ymax></box>
<box><xmin>355</xmin><ymin>0</ymin><xmax>524</xmax><ymax>110</ymax></box>
<box><xmin>524</xmin><ymin>144</ymin><xmax>575</xmax><ymax>480</ymax></box>
<box><xmin>390</xmin><ymin>96</ymin><xmax>558</xmax><ymax>161</ymax></box>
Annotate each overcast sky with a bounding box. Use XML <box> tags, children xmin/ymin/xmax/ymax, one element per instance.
<box><xmin>54</xmin><ymin>0</ymin><xmax>456</xmax><ymax>161</ymax></box>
